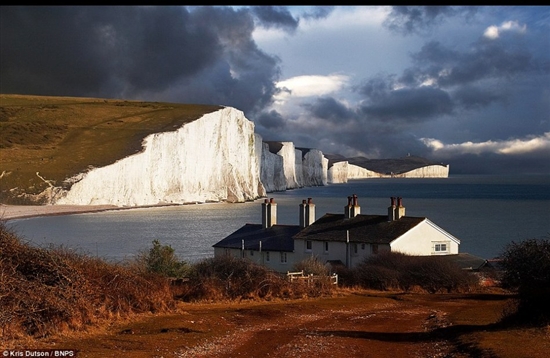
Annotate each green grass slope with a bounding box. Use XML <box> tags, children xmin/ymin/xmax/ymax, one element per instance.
<box><xmin>0</xmin><ymin>94</ymin><xmax>222</xmax><ymax>204</ymax></box>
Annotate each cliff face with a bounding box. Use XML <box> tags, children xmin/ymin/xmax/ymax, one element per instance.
<box><xmin>392</xmin><ymin>165</ymin><xmax>450</xmax><ymax>178</ymax></box>
<box><xmin>259</xmin><ymin>141</ymin><xmax>286</xmax><ymax>192</ymax></box>
<box><xmin>347</xmin><ymin>164</ymin><xmax>380</xmax><ymax>179</ymax></box>
<box><xmin>50</xmin><ymin>106</ymin><xmax>448</xmax><ymax>207</ymax></box>
<box><xmin>55</xmin><ymin>107</ymin><xmax>265</xmax><ymax>206</ymax></box>
<box><xmin>301</xmin><ymin>149</ymin><xmax>328</xmax><ymax>186</ymax></box>
<box><xmin>327</xmin><ymin>162</ymin><xmax>349</xmax><ymax>184</ymax></box>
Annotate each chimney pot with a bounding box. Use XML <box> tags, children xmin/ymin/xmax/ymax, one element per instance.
<box><xmin>395</xmin><ymin>197</ymin><xmax>405</xmax><ymax>219</ymax></box>
<box><xmin>300</xmin><ymin>198</ymin><xmax>315</xmax><ymax>228</ymax></box>
<box><xmin>262</xmin><ymin>198</ymin><xmax>277</xmax><ymax>228</ymax></box>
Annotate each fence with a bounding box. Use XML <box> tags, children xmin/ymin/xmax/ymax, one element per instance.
<box><xmin>286</xmin><ymin>270</ymin><xmax>338</xmax><ymax>285</ymax></box>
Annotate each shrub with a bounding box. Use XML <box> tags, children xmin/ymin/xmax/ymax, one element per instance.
<box><xmin>134</xmin><ymin>239</ymin><xmax>190</xmax><ymax>278</ymax></box>
<box><xmin>0</xmin><ymin>222</ymin><xmax>174</xmax><ymax>341</ymax></box>
<box><xmin>184</xmin><ymin>256</ymin><xmax>288</xmax><ymax>301</ymax></box>
<box><xmin>499</xmin><ymin>237</ymin><xmax>550</xmax><ymax>325</ymax></box>
<box><xmin>353</xmin><ymin>251</ymin><xmax>478</xmax><ymax>293</ymax></box>
<box><xmin>292</xmin><ymin>256</ymin><xmax>330</xmax><ymax>276</ymax></box>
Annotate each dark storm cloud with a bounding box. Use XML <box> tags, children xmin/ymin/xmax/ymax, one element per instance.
<box><xmin>250</xmin><ymin>6</ymin><xmax>299</xmax><ymax>33</ymax></box>
<box><xmin>303</xmin><ymin>97</ymin><xmax>354</xmax><ymax>122</ymax></box>
<box><xmin>408</xmin><ymin>40</ymin><xmax>538</xmax><ymax>89</ymax></box>
<box><xmin>358</xmin><ymin>78</ymin><xmax>453</xmax><ymax>123</ymax></box>
<box><xmin>452</xmin><ymin>85</ymin><xmax>504</xmax><ymax>109</ymax></box>
<box><xmin>0</xmin><ymin>6</ymin><xmax>280</xmax><ymax>116</ymax></box>
<box><xmin>384</xmin><ymin>6</ymin><xmax>478</xmax><ymax>35</ymax></box>
<box><xmin>256</xmin><ymin>109</ymin><xmax>286</xmax><ymax>129</ymax></box>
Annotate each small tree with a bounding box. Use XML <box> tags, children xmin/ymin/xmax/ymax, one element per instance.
<box><xmin>499</xmin><ymin>237</ymin><xmax>550</xmax><ymax>324</ymax></box>
<box><xmin>137</xmin><ymin>240</ymin><xmax>190</xmax><ymax>278</ymax></box>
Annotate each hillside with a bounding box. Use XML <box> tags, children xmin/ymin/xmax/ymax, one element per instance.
<box><xmin>0</xmin><ymin>94</ymin><xmax>221</xmax><ymax>204</ymax></box>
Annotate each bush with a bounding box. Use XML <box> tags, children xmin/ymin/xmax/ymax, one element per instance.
<box><xmin>135</xmin><ymin>239</ymin><xmax>190</xmax><ymax>278</ymax></box>
<box><xmin>0</xmin><ymin>223</ymin><xmax>174</xmax><ymax>341</ymax></box>
<box><xmin>499</xmin><ymin>237</ymin><xmax>550</xmax><ymax>325</ymax></box>
<box><xmin>353</xmin><ymin>251</ymin><xmax>478</xmax><ymax>293</ymax></box>
<box><xmin>184</xmin><ymin>256</ymin><xmax>289</xmax><ymax>301</ymax></box>
<box><xmin>292</xmin><ymin>256</ymin><xmax>330</xmax><ymax>276</ymax></box>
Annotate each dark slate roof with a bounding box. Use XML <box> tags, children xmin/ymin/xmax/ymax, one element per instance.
<box><xmin>213</xmin><ymin>224</ymin><xmax>301</xmax><ymax>252</ymax></box>
<box><xmin>292</xmin><ymin>213</ymin><xmax>426</xmax><ymax>244</ymax></box>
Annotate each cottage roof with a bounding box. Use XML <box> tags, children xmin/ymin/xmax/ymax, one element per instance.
<box><xmin>293</xmin><ymin>213</ymin><xmax>426</xmax><ymax>244</ymax></box>
<box><xmin>212</xmin><ymin>223</ymin><xmax>300</xmax><ymax>252</ymax></box>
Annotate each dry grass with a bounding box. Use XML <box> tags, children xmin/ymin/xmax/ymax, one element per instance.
<box><xmin>0</xmin><ymin>94</ymin><xmax>221</xmax><ymax>204</ymax></box>
<box><xmin>0</xmin><ymin>222</ymin><xmax>175</xmax><ymax>345</ymax></box>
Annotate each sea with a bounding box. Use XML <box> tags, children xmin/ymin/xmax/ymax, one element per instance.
<box><xmin>5</xmin><ymin>174</ymin><xmax>550</xmax><ymax>263</ymax></box>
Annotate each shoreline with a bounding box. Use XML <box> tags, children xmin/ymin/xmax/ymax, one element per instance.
<box><xmin>0</xmin><ymin>203</ymin><xmax>189</xmax><ymax>221</ymax></box>
<box><xmin>0</xmin><ymin>204</ymin><xmax>124</xmax><ymax>221</ymax></box>
<box><xmin>0</xmin><ymin>200</ymin><xmax>255</xmax><ymax>221</ymax></box>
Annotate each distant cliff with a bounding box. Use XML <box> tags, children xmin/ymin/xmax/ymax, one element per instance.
<box><xmin>47</xmin><ymin>107</ymin><xmax>448</xmax><ymax>206</ymax></box>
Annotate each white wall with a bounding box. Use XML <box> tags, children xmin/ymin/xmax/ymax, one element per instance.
<box><xmin>214</xmin><ymin>247</ymin><xmax>295</xmax><ymax>273</ymax></box>
<box><xmin>391</xmin><ymin>219</ymin><xmax>460</xmax><ymax>255</ymax></box>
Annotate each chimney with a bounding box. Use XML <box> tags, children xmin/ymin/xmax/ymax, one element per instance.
<box><xmin>345</xmin><ymin>194</ymin><xmax>361</xmax><ymax>219</ymax></box>
<box><xmin>388</xmin><ymin>197</ymin><xmax>396</xmax><ymax>221</ymax></box>
<box><xmin>395</xmin><ymin>197</ymin><xmax>405</xmax><ymax>219</ymax></box>
<box><xmin>299</xmin><ymin>197</ymin><xmax>316</xmax><ymax>228</ymax></box>
<box><xmin>262</xmin><ymin>198</ymin><xmax>277</xmax><ymax>228</ymax></box>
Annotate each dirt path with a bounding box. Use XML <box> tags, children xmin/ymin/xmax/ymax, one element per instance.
<box><xmin>29</xmin><ymin>290</ymin><xmax>550</xmax><ymax>358</ymax></box>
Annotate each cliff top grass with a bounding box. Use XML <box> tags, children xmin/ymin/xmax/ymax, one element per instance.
<box><xmin>0</xmin><ymin>94</ymin><xmax>222</xmax><ymax>204</ymax></box>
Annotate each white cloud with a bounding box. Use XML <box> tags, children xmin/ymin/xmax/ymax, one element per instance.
<box><xmin>483</xmin><ymin>20</ymin><xmax>527</xmax><ymax>39</ymax></box>
<box><xmin>421</xmin><ymin>132</ymin><xmax>550</xmax><ymax>157</ymax></box>
<box><xmin>275</xmin><ymin>74</ymin><xmax>349</xmax><ymax>98</ymax></box>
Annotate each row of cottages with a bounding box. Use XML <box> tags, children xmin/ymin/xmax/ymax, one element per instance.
<box><xmin>213</xmin><ymin>195</ymin><xmax>462</xmax><ymax>273</ymax></box>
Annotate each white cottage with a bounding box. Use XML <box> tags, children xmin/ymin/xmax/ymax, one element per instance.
<box><xmin>213</xmin><ymin>195</ymin><xmax>461</xmax><ymax>272</ymax></box>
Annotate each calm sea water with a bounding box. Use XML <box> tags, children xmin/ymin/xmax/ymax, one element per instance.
<box><xmin>6</xmin><ymin>175</ymin><xmax>550</xmax><ymax>262</ymax></box>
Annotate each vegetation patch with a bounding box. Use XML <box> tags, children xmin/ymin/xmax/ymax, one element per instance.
<box><xmin>340</xmin><ymin>251</ymin><xmax>479</xmax><ymax>293</ymax></box>
<box><xmin>0</xmin><ymin>222</ymin><xmax>174</xmax><ymax>342</ymax></box>
<box><xmin>498</xmin><ymin>237</ymin><xmax>550</xmax><ymax>325</ymax></box>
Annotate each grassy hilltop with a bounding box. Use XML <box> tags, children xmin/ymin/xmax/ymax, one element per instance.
<box><xmin>0</xmin><ymin>94</ymin><xmax>221</xmax><ymax>204</ymax></box>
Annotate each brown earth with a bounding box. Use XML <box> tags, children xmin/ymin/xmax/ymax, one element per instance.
<box><xmin>17</xmin><ymin>289</ymin><xmax>550</xmax><ymax>358</ymax></box>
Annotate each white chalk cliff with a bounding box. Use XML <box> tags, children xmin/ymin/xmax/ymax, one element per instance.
<box><xmin>55</xmin><ymin>107</ymin><xmax>265</xmax><ymax>206</ymax></box>
<box><xmin>51</xmin><ymin>106</ymin><xmax>448</xmax><ymax>207</ymax></box>
<box><xmin>259</xmin><ymin>141</ymin><xmax>286</xmax><ymax>192</ymax></box>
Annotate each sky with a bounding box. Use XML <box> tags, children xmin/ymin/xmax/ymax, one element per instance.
<box><xmin>1</xmin><ymin>6</ymin><xmax>549</xmax><ymax>174</ymax></box>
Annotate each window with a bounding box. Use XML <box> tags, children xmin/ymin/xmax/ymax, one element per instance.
<box><xmin>361</xmin><ymin>243</ymin><xmax>365</xmax><ymax>250</ymax></box>
<box><xmin>434</xmin><ymin>242</ymin><xmax>449</xmax><ymax>253</ymax></box>
<box><xmin>371</xmin><ymin>244</ymin><xmax>379</xmax><ymax>254</ymax></box>
<box><xmin>250</xmin><ymin>250</ymin><xmax>254</xmax><ymax>256</ymax></box>
<box><xmin>280</xmin><ymin>252</ymin><xmax>287</xmax><ymax>263</ymax></box>
<box><xmin>354</xmin><ymin>243</ymin><xmax>358</xmax><ymax>254</ymax></box>
<box><xmin>324</xmin><ymin>241</ymin><xmax>329</xmax><ymax>253</ymax></box>
<box><xmin>306</xmin><ymin>240</ymin><xmax>312</xmax><ymax>252</ymax></box>
<box><xmin>266</xmin><ymin>251</ymin><xmax>270</xmax><ymax>262</ymax></box>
